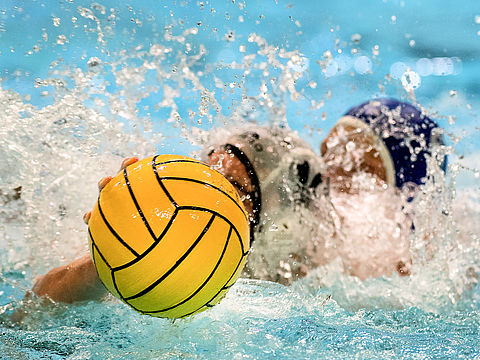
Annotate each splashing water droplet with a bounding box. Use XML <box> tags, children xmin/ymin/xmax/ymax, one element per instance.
<box><xmin>351</xmin><ymin>33</ymin><xmax>361</xmax><ymax>43</ymax></box>
<box><xmin>56</xmin><ymin>35</ymin><xmax>68</xmax><ymax>45</ymax></box>
<box><xmin>52</xmin><ymin>16</ymin><xmax>61</xmax><ymax>27</ymax></box>
<box><xmin>401</xmin><ymin>70</ymin><xmax>421</xmax><ymax>91</ymax></box>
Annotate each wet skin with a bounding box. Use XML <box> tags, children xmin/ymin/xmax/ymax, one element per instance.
<box><xmin>321</xmin><ymin>124</ymin><xmax>387</xmax><ymax>193</ymax></box>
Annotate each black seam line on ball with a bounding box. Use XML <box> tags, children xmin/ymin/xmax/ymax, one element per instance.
<box><xmin>113</xmin><ymin>271</ymin><xmax>142</xmax><ymax>312</ymax></box>
<box><xmin>153</xmin><ymin>156</ymin><xmax>254</xmax><ymax>204</ymax></box>
<box><xmin>153</xmin><ymin>158</ymin><xmax>205</xmax><ymax>167</ymax></box>
<box><xmin>152</xmin><ymin>155</ymin><xmax>178</xmax><ymax>207</ymax></box>
<box><xmin>174</xmin><ymin>256</ymin><xmax>243</xmax><ymax>318</ymax></box>
<box><xmin>160</xmin><ymin>177</ymin><xmax>248</xmax><ymax>222</ymax></box>
<box><xmin>154</xmin><ymin>157</ymin><xmax>243</xmax><ymax>181</ymax></box>
<box><xmin>112</xmin><ymin>209</ymin><xmax>179</xmax><ymax>272</ymax></box>
<box><xmin>222</xmin><ymin>282</ymin><xmax>235</xmax><ymax>290</ymax></box>
<box><xmin>88</xmin><ymin>228</ymin><xmax>97</xmax><ymax>267</ymax></box>
<box><xmin>174</xmin><ymin>252</ymin><xmax>247</xmax><ymax>318</ymax></box>
<box><xmin>97</xmin><ymin>197</ymin><xmax>140</xmax><ymax>257</ymax></box>
<box><xmin>112</xmin><ymin>268</ymin><xmax>121</xmax><ymax>299</ymax></box>
<box><xmin>219</xmin><ymin>253</ymin><xmax>246</xmax><ymax>290</ymax></box>
<box><xmin>178</xmin><ymin>206</ymin><xmax>246</xmax><ymax>255</ymax></box>
<box><xmin>88</xmin><ymin>227</ymin><xmax>112</xmax><ymax>269</ymax></box>
<box><xmin>89</xmin><ymin>241</ymin><xmax>112</xmax><ymax>295</ymax></box>
<box><xmin>124</xmin><ymin>168</ymin><xmax>158</xmax><ymax>242</ymax></box>
<box><xmin>144</xmin><ymin>225</ymin><xmax>233</xmax><ymax>314</ymax></box>
<box><xmin>123</xmin><ymin>213</ymin><xmax>216</xmax><ymax>301</ymax></box>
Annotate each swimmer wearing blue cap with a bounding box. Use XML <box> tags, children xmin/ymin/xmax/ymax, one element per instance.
<box><xmin>320</xmin><ymin>98</ymin><xmax>446</xmax><ymax>279</ymax></box>
<box><xmin>322</xmin><ymin>98</ymin><xmax>446</xmax><ymax>193</ymax></box>
<box><xmin>28</xmin><ymin>98</ymin><xmax>446</xmax><ymax>303</ymax></box>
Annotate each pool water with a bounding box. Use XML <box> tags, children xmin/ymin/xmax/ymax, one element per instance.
<box><xmin>1</xmin><ymin>278</ymin><xmax>479</xmax><ymax>359</ymax></box>
<box><xmin>1</xmin><ymin>0</ymin><xmax>480</xmax><ymax>359</ymax></box>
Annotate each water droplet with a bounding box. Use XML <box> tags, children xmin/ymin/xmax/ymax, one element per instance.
<box><xmin>269</xmin><ymin>223</ymin><xmax>279</xmax><ymax>232</ymax></box>
<box><xmin>56</xmin><ymin>34</ymin><xmax>68</xmax><ymax>45</ymax></box>
<box><xmin>401</xmin><ymin>70</ymin><xmax>421</xmax><ymax>91</ymax></box>
<box><xmin>354</xmin><ymin>56</ymin><xmax>372</xmax><ymax>74</ymax></box>
<box><xmin>346</xmin><ymin>141</ymin><xmax>356</xmax><ymax>152</ymax></box>
<box><xmin>87</xmin><ymin>57</ymin><xmax>101</xmax><ymax>67</ymax></box>
<box><xmin>351</xmin><ymin>33</ymin><xmax>361</xmax><ymax>43</ymax></box>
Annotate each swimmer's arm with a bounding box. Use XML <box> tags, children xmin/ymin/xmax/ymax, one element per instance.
<box><xmin>31</xmin><ymin>254</ymin><xmax>107</xmax><ymax>303</ymax></box>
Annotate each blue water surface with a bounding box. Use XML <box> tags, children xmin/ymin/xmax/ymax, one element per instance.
<box><xmin>1</xmin><ymin>276</ymin><xmax>480</xmax><ymax>359</ymax></box>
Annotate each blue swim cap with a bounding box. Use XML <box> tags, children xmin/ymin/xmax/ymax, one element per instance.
<box><xmin>339</xmin><ymin>98</ymin><xmax>446</xmax><ymax>188</ymax></box>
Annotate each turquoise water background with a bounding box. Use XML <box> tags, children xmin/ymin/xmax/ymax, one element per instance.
<box><xmin>2</xmin><ymin>0</ymin><xmax>479</xmax><ymax>154</ymax></box>
<box><xmin>1</xmin><ymin>1</ymin><xmax>480</xmax><ymax>359</ymax></box>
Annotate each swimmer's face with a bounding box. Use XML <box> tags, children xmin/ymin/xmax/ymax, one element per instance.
<box><xmin>321</xmin><ymin>124</ymin><xmax>387</xmax><ymax>192</ymax></box>
<box><xmin>206</xmin><ymin>149</ymin><xmax>256</xmax><ymax>220</ymax></box>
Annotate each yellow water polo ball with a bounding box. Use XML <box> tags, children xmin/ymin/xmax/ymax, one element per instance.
<box><xmin>88</xmin><ymin>155</ymin><xmax>250</xmax><ymax>318</ymax></box>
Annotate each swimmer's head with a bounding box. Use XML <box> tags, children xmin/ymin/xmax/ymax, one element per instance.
<box><xmin>202</xmin><ymin>124</ymin><xmax>325</xmax><ymax>230</ymax></box>
<box><xmin>202</xmin><ymin>124</ymin><xmax>329</xmax><ymax>283</ymax></box>
<box><xmin>321</xmin><ymin>98</ymin><xmax>447</xmax><ymax>192</ymax></box>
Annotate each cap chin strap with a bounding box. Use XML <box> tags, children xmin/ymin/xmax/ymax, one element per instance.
<box><xmin>336</xmin><ymin>115</ymin><xmax>396</xmax><ymax>187</ymax></box>
<box><xmin>224</xmin><ymin>144</ymin><xmax>261</xmax><ymax>246</ymax></box>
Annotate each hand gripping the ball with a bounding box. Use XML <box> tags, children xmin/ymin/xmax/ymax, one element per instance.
<box><xmin>83</xmin><ymin>157</ymin><xmax>139</xmax><ymax>225</ymax></box>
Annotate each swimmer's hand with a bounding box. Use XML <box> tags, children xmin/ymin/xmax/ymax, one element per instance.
<box><xmin>30</xmin><ymin>157</ymin><xmax>139</xmax><ymax>304</ymax></box>
<box><xmin>83</xmin><ymin>157</ymin><xmax>139</xmax><ymax>224</ymax></box>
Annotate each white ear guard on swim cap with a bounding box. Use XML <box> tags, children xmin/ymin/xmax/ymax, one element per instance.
<box><xmin>201</xmin><ymin>125</ymin><xmax>325</xmax><ymax>238</ymax></box>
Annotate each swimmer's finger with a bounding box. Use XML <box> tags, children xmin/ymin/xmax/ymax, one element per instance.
<box><xmin>96</xmin><ymin>158</ymin><xmax>138</xmax><ymax>194</ymax></box>
<box><xmin>120</xmin><ymin>157</ymin><xmax>139</xmax><ymax>171</ymax></box>
<box><xmin>83</xmin><ymin>211</ymin><xmax>92</xmax><ymax>225</ymax></box>
<box><xmin>98</xmin><ymin>176</ymin><xmax>113</xmax><ymax>191</ymax></box>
